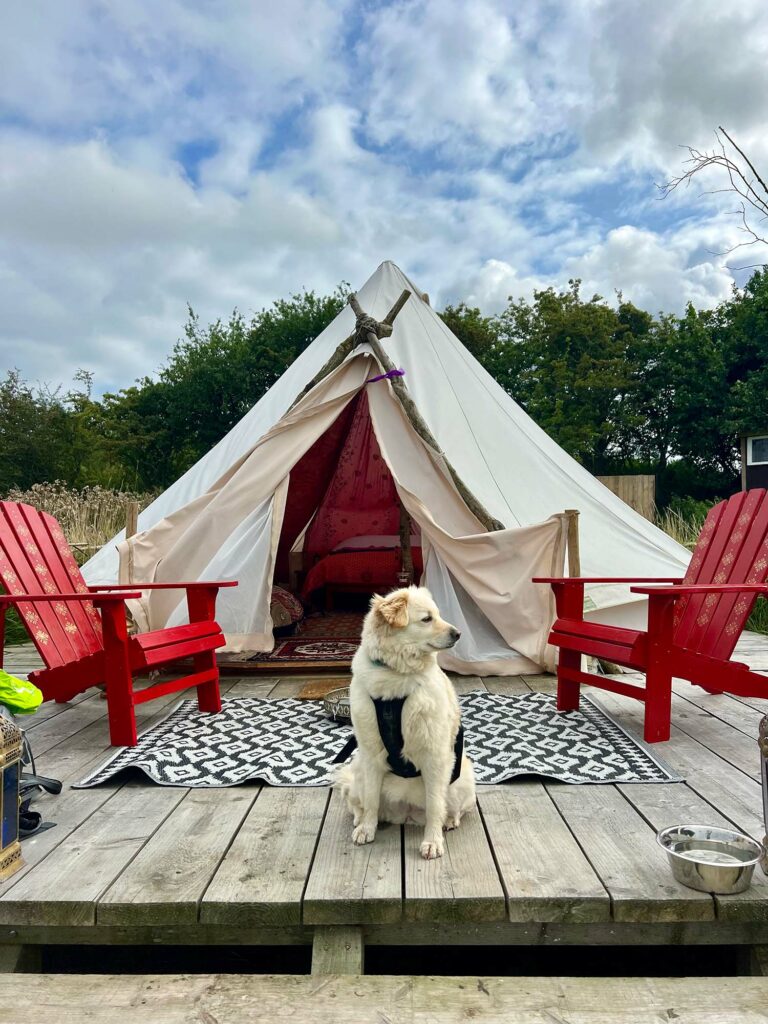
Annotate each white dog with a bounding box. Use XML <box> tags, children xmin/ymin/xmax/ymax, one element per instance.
<box><xmin>335</xmin><ymin>585</ymin><xmax>477</xmax><ymax>860</ymax></box>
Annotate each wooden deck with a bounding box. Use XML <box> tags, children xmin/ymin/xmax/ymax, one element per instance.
<box><xmin>2</xmin><ymin>633</ymin><xmax>768</xmax><ymax>958</ymax></box>
<box><xmin>4</xmin><ymin>973</ymin><xmax>768</xmax><ymax>1023</ymax></box>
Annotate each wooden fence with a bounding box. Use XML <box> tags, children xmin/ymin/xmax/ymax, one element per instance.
<box><xmin>596</xmin><ymin>474</ymin><xmax>656</xmax><ymax>521</ymax></box>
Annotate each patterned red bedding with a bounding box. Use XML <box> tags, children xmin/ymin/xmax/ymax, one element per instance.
<box><xmin>301</xmin><ymin>548</ymin><xmax>423</xmax><ymax>598</ymax></box>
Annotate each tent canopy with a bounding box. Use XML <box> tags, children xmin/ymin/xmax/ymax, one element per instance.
<box><xmin>82</xmin><ymin>261</ymin><xmax>690</xmax><ymax>674</ymax></box>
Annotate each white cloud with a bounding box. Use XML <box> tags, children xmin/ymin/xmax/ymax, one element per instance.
<box><xmin>0</xmin><ymin>133</ymin><xmax>343</xmax><ymax>390</ymax></box>
<box><xmin>580</xmin><ymin>0</ymin><xmax>768</xmax><ymax>170</ymax></box>
<box><xmin>561</xmin><ymin>224</ymin><xmax>737</xmax><ymax>313</ymax></box>
<box><xmin>2</xmin><ymin>0</ymin><xmax>768</xmax><ymax>396</ymax></box>
<box><xmin>1</xmin><ymin>1</ymin><xmax>350</xmax><ymax>133</ymax></box>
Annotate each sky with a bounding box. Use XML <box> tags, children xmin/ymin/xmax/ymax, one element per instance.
<box><xmin>2</xmin><ymin>0</ymin><xmax>768</xmax><ymax>395</ymax></box>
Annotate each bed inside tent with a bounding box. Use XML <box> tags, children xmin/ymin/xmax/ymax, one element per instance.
<box><xmin>281</xmin><ymin>391</ymin><xmax>421</xmax><ymax>606</ymax></box>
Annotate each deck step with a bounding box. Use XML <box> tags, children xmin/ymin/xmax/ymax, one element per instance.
<box><xmin>0</xmin><ymin>973</ymin><xmax>766</xmax><ymax>1022</ymax></box>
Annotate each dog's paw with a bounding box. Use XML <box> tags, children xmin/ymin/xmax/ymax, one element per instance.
<box><xmin>352</xmin><ymin>823</ymin><xmax>376</xmax><ymax>846</ymax></box>
<box><xmin>420</xmin><ymin>836</ymin><xmax>444</xmax><ymax>860</ymax></box>
<box><xmin>444</xmin><ymin>814</ymin><xmax>462</xmax><ymax>831</ymax></box>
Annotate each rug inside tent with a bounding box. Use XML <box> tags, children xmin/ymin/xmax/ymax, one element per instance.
<box><xmin>218</xmin><ymin>611</ymin><xmax>364</xmax><ymax>673</ymax></box>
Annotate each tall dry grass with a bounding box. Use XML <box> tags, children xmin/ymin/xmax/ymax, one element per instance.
<box><xmin>6</xmin><ymin>481</ymin><xmax>155</xmax><ymax>564</ymax></box>
<box><xmin>655</xmin><ymin>506</ymin><xmax>708</xmax><ymax>552</ymax></box>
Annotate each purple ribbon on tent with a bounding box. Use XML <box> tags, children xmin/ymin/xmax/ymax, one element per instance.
<box><xmin>366</xmin><ymin>368</ymin><xmax>405</xmax><ymax>384</ymax></box>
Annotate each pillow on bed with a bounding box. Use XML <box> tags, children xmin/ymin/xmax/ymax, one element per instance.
<box><xmin>332</xmin><ymin>534</ymin><xmax>419</xmax><ymax>552</ymax></box>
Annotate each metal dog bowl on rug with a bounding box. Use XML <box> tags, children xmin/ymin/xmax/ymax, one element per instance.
<box><xmin>323</xmin><ymin>687</ymin><xmax>351</xmax><ymax>721</ymax></box>
<box><xmin>657</xmin><ymin>824</ymin><xmax>764</xmax><ymax>894</ymax></box>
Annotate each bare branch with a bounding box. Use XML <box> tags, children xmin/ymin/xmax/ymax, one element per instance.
<box><xmin>658</xmin><ymin>128</ymin><xmax>768</xmax><ymax>264</ymax></box>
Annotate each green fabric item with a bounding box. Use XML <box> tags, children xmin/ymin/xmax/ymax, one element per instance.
<box><xmin>0</xmin><ymin>669</ymin><xmax>42</xmax><ymax>714</ymax></box>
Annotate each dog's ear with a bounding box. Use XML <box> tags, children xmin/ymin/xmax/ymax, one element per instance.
<box><xmin>375</xmin><ymin>591</ymin><xmax>410</xmax><ymax>628</ymax></box>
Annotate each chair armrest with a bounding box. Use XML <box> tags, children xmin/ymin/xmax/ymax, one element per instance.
<box><xmin>533</xmin><ymin>577</ymin><xmax>684</xmax><ymax>585</ymax></box>
<box><xmin>0</xmin><ymin>592</ymin><xmax>140</xmax><ymax>604</ymax></box>
<box><xmin>89</xmin><ymin>581</ymin><xmax>238</xmax><ymax>591</ymax></box>
<box><xmin>631</xmin><ymin>583</ymin><xmax>768</xmax><ymax>597</ymax></box>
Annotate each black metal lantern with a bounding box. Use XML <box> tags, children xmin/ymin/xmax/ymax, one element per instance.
<box><xmin>0</xmin><ymin>715</ymin><xmax>23</xmax><ymax>881</ymax></box>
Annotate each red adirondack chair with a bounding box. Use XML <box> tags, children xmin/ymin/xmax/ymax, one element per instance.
<box><xmin>534</xmin><ymin>489</ymin><xmax>768</xmax><ymax>743</ymax></box>
<box><xmin>0</xmin><ymin>502</ymin><xmax>237</xmax><ymax>747</ymax></box>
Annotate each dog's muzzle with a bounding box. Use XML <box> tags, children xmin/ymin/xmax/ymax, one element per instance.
<box><xmin>434</xmin><ymin>628</ymin><xmax>461</xmax><ymax>649</ymax></box>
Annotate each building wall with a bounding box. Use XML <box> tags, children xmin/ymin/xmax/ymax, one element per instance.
<box><xmin>745</xmin><ymin>464</ymin><xmax>768</xmax><ymax>490</ymax></box>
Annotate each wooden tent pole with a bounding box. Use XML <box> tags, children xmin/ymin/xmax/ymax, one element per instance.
<box><xmin>348</xmin><ymin>295</ymin><xmax>505</xmax><ymax>533</ymax></box>
<box><xmin>398</xmin><ymin>501</ymin><xmax>414</xmax><ymax>582</ymax></box>
<box><xmin>565</xmin><ymin>509</ymin><xmax>580</xmax><ymax>577</ymax></box>
<box><xmin>125</xmin><ymin>501</ymin><xmax>139</xmax><ymax>539</ymax></box>
<box><xmin>288</xmin><ymin>289</ymin><xmax>412</xmax><ymax>411</ymax></box>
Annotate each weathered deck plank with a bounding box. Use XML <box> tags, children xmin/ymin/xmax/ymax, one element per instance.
<box><xmin>311</xmin><ymin>925</ymin><xmax>364</xmax><ymax>974</ymax></box>
<box><xmin>592</xmin><ymin>688</ymin><xmax>766</xmax><ymax>842</ymax></box>
<box><xmin>201</xmin><ymin>786</ymin><xmax>329</xmax><ymax>926</ymax></box>
<box><xmin>97</xmin><ymin>788</ymin><xmax>255</xmax><ymax>926</ymax></box>
<box><xmin>22</xmin><ymin>689</ymin><xmax>94</xmax><ymax>727</ymax></box>
<box><xmin>478</xmin><ymin>782</ymin><xmax>610</xmax><ymax>923</ymax></box>
<box><xmin>20</xmin><ymin>692</ymin><xmax>113</xmax><ymax>756</ymax></box>
<box><xmin>402</xmin><ymin>807</ymin><xmax>506</xmax><ymax>923</ymax></box>
<box><xmin>450</xmin><ymin>674</ymin><xmax>487</xmax><ymax>695</ymax></box>
<box><xmin>1</xmin><ymin>643</ymin><xmax>43</xmax><ymax>678</ymax></box>
<box><xmin>668</xmin><ymin>692</ymin><xmax>761</xmax><ymax>781</ymax></box>
<box><xmin>303</xmin><ymin>790</ymin><xmax>402</xmax><ymax>925</ymax></box>
<box><xmin>671</xmin><ymin>681</ymin><xmax>765</xmax><ymax>738</ymax></box>
<box><xmin>0</xmin><ymin>784</ymin><xmax>184</xmax><ymax>926</ymax></box>
<box><xmin>2</xmin><ymin>973</ymin><xmax>768</xmax><ymax>1024</ymax></box>
<box><xmin>481</xmin><ymin>676</ymin><xmax>531</xmax><ymax>695</ymax></box>
<box><xmin>2</xmin><ymin>659</ymin><xmax>767</xmax><ymax>940</ymax></box>
<box><xmin>616</xmin><ymin>778</ymin><xmax>768</xmax><ymax>922</ymax></box>
<box><xmin>548</xmin><ymin>785</ymin><xmax>714</xmax><ymax>922</ymax></box>
<box><xmin>0</xmin><ymin>684</ymin><xmax>202</xmax><ymax>899</ymax></box>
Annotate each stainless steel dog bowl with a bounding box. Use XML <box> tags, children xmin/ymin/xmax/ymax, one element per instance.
<box><xmin>322</xmin><ymin>686</ymin><xmax>351</xmax><ymax>721</ymax></box>
<box><xmin>657</xmin><ymin>824</ymin><xmax>764</xmax><ymax>894</ymax></box>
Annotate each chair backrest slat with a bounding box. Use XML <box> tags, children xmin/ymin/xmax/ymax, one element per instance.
<box><xmin>674</xmin><ymin>489</ymin><xmax>768</xmax><ymax>659</ymax></box>
<box><xmin>20</xmin><ymin>505</ymin><xmax>104</xmax><ymax>655</ymax></box>
<box><xmin>698</xmin><ymin>494</ymin><xmax>768</xmax><ymax>659</ymax></box>
<box><xmin>0</xmin><ymin>503</ymin><xmax>104</xmax><ymax>668</ymax></box>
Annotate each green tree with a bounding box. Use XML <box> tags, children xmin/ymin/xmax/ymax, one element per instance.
<box><xmin>0</xmin><ymin>371</ymin><xmax>83</xmax><ymax>490</ymax></box>
<box><xmin>439</xmin><ymin>303</ymin><xmax>499</xmax><ymax>363</ymax></box>
<box><xmin>666</xmin><ymin>305</ymin><xmax>734</xmax><ymax>475</ymax></box>
<box><xmin>491</xmin><ymin>281</ymin><xmax>638</xmax><ymax>471</ymax></box>
<box><xmin>100</xmin><ymin>285</ymin><xmax>350</xmax><ymax>487</ymax></box>
<box><xmin>98</xmin><ymin>379</ymin><xmax>174</xmax><ymax>489</ymax></box>
<box><xmin>721</xmin><ymin>268</ymin><xmax>768</xmax><ymax>437</ymax></box>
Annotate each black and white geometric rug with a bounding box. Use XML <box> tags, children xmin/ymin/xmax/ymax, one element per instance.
<box><xmin>75</xmin><ymin>691</ymin><xmax>681</xmax><ymax>789</ymax></box>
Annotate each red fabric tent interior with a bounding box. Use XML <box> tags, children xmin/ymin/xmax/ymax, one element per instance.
<box><xmin>274</xmin><ymin>390</ymin><xmax>421</xmax><ymax>601</ymax></box>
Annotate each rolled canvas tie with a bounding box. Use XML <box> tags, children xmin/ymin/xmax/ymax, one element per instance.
<box><xmin>366</xmin><ymin>368</ymin><xmax>405</xmax><ymax>384</ymax></box>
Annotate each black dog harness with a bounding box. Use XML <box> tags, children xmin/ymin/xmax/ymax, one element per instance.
<box><xmin>333</xmin><ymin>695</ymin><xmax>464</xmax><ymax>785</ymax></box>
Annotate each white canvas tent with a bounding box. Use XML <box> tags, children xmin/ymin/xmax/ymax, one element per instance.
<box><xmin>83</xmin><ymin>261</ymin><xmax>690</xmax><ymax>675</ymax></box>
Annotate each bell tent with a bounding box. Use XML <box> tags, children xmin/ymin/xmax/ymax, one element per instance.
<box><xmin>82</xmin><ymin>261</ymin><xmax>690</xmax><ymax>675</ymax></box>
